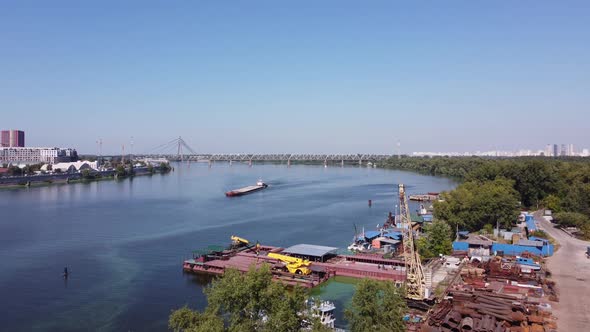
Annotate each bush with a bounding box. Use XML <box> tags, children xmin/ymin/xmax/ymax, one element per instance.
<box><xmin>553</xmin><ymin>212</ymin><xmax>589</xmax><ymax>228</ymax></box>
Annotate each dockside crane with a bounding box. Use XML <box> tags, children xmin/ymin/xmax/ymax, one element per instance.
<box><xmin>399</xmin><ymin>184</ymin><xmax>426</xmax><ymax>300</ymax></box>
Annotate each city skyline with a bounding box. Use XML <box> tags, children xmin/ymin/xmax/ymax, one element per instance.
<box><xmin>1</xmin><ymin>2</ymin><xmax>589</xmax><ymax>154</ymax></box>
<box><xmin>7</xmin><ymin>128</ymin><xmax>590</xmax><ymax>156</ymax></box>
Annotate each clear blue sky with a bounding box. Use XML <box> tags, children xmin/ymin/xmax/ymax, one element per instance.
<box><xmin>1</xmin><ymin>1</ymin><xmax>589</xmax><ymax>154</ymax></box>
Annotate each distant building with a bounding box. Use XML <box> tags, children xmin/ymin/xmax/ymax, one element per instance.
<box><xmin>560</xmin><ymin>144</ymin><xmax>567</xmax><ymax>156</ymax></box>
<box><xmin>553</xmin><ymin>144</ymin><xmax>559</xmax><ymax>157</ymax></box>
<box><xmin>582</xmin><ymin>149</ymin><xmax>590</xmax><ymax>157</ymax></box>
<box><xmin>567</xmin><ymin>144</ymin><xmax>575</xmax><ymax>156</ymax></box>
<box><xmin>0</xmin><ymin>130</ymin><xmax>25</xmax><ymax>147</ymax></box>
<box><xmin>46</xmin><ymin>160</ymin><xmax>98</xmax><ymax>173</ymax></box>
<box><xmin>0</xmin><ymin>147</ymin><xmax>77</xmax><ymax>165</ymax></box>
<box><xmin>544</xmin><ymin>144</ymin><xmax>552</xmax><ymax>157</ymax></box>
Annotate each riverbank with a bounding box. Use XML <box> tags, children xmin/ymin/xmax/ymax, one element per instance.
<box><xmin>0</xmin><ymin>166</ymin><xmax>171</xmax><ymax>189</ymax></box>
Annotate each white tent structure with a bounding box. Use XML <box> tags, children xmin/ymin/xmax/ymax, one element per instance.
<box><xmin>48</xmin><ymin>160</ymin><xmax>99</xmax><ymax>173</ymax></box>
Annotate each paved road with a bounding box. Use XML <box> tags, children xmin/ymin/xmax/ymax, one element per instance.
<box><xmin>535</xmin><ymin>211</ymin><xmax>590</xmax><ymax>331</ymax></box>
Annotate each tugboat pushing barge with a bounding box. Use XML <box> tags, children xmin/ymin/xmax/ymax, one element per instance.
<box><xmin>225</xmin><ymin>180</ymin><xmax>268</xmax><ymax>197</ymax></box>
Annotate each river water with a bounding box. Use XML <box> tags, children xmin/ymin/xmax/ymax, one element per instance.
<box><xmin>0</xmin><ymin>163</ymin><xmax>456</xmax><ymax>331</ymax></box>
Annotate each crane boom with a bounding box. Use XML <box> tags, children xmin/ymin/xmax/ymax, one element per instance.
<box><xmin>231</xmin><ymin>235</ymin><xmax>249</xmax><ymax>245</ymax></box>
<box><xmin>399</xmin><ymin>184</ymin><xmax>426</xmax><ymax>300</ymax></box>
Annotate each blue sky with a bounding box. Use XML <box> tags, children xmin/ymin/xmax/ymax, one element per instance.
<box><xmin>1</xmin><ymin>1</ymin><xmax>589</xmax><ymax>154</ymax></box>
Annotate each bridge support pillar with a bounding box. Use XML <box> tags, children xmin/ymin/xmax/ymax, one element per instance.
<box><xmin>287</xmin><ymin>159</ymin><xmax>291</xmax><ymax>167</ymax></box>
<box><xmin>324</xmin><ymin>159</ymin><xmax>328</xmax><ymax>168</ymax></box>
<box><xmin>208</xmin><ymin>160</ymin><xmax>212</xmax><ymax>168</ymax></box>
<box><xmin>341</xmin><ymin>160</ymin><xmax>344</xmax><ymax>167</ymax></box>
<box><xmin>359</xmin><ymin>159</ymin><xmax>362</xmax><ymax>166</ymax></box>
<box><xmin>229</xmin><ymin>160</ymin><xmax>233</xmax><ymax>167</ymax></box>
<box><xmin>249</xmin><ymin>159</ymin><xmax>252</xmax><ymax>167</ymax></box>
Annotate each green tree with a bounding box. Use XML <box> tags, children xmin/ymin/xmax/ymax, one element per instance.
<box><xmin>169</xmin><ymin>306</ymin><xmax>224</xmax><ymax>332</ymax></box>
<box><xmin>8</xmin><ymin>165</ymin><xmax>23</xmax><ymax>176</ymax></box>
<box><xmin>417</xmin><ymin>220</ymin><xmax>453</xmax><ymax>259</ymax></box>
<box><xmin>345</xmin><ymin>279</ymin><xmax>407</xmax><ymax>332</ymax></box>
<box><xmin>542</xmin><ymin>194</ymin><xmax>562</xmax><ymax>213</ymax></box>
<box><xmin>434</xmin><ymin>178</ymin><xmax>520</xmax><ymax>231</ymax></box>
<box><xmin>115</xmin><ymin>165</ymin><xmax>127</xmax><ymax>177</ymax></box>
<box><xmin>553</xmin><ymin>212</ymin><xmax>590</xmax><ymax>228</ymax></box>
<box><xmin>81</xmin><ymin>169</ymin><xmax>94</xmax><ymax>179</ymax></box>
<box><xmin>563</xmin><ymin>183</ymin><xmax>590</xmax><ymax>217</ymax></box>
<box><xmin>160</xmin><ymin>162</ymin><xmax>172</xmax><ymax>172</ymax></box>
<box><xmin>169</xmin><ymin>264</ymin><xmax>323</xmax><ymax>332</ymax></box>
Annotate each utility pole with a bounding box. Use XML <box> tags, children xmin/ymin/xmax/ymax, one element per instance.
<box><xmin>130</xmin><ymin>136</ymin><xmax>134</xmax><ymax>163</ymax></box>
<box><xmin>99</xmin><ymin>138</ymin><xmax>103</xmax><ymax>168</ymax></box>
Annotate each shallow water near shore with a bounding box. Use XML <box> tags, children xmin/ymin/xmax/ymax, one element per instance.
<box><xmin>0</xmin><ymin>163</ymin><xmax>456</xmax><ymax>331</ymax></box>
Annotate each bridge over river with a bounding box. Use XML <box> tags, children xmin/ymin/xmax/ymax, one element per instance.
<box><xmin>136</xmin><ymin>153</ymin><xmax>393</xmax><ymax>166</ymax></box>
<box><xmin>136</xmin><ymin>138</ymin><xmax>394</xmax><ymax>166</ymax></box>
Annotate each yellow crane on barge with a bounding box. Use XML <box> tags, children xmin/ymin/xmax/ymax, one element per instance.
<box><xmin>267</xmin><ymin>252</ymin><xmax>312</xmax><ymax>275</ymax></box>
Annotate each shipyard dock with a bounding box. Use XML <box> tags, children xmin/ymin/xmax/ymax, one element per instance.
<box><xmin>183</xmin><ymin>243</ymin><xmax>406</xmax><ymax>288</ymax></box>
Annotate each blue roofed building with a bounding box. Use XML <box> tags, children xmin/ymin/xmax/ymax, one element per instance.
<box><xmin>525</xmin><ymin>215</ymin><xmax>537</xmax><ymax>232</ymax></box>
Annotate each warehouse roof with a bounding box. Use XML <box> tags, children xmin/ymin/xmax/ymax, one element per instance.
<box><xmin>375</xmin><ymin>237</ymin><xmax>401</xmax><ymax>245</ymax></box>
<box><xmin>383</xmin><ymin>232</ymin><xmax>402</xmax><ymax>240</ymax></box>
<box><xmin>363</xmin><ymin>231</ymin><xmax>381</xmax><ymax>240</ymax></box>
<box><xmin>282</xmin><ymin>244</ymin><xmax>338</xmax><ymax>258</ymax></box>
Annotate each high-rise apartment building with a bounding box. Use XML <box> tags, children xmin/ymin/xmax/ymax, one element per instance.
<box><xmin>0</xmin><ymin>130</ymin><xmax>25</xmax><ymax>147</ymax></box>
<box><xmin>567</xmin><ymin>144</ymin><xmax>575</xmax><ymax>156</ymax></box>
<box><xmin>544</xmin><ymin>144</ymin><xmax>552</xmax><ymax>157</ymax></box>
<box><xmin>553</xmin><ymin>144</ymin><xmax>559</xmax><ymax>157</ymax></box>
<box><xmin>0</xmin><ymin>147</ymin><xmax>76</xmax><ymax>164</ymax></box>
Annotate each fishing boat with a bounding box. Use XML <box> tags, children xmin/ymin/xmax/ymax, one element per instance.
<box><xmin>225</xmin><ymin>180</ymin><xmax>268</xmax><ymax>197</ymax></box>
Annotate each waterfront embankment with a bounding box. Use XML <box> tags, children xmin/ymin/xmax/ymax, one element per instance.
<box><xmin>0</xmin><ymin>166</ymin><xmax>169</xmax><ymax>188</ymax></box>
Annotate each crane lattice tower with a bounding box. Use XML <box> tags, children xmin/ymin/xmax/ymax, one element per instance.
<box><xmin>399</xmin><ymin>183</ymin><xmax>426</xmax><ymax>300</ymax></box>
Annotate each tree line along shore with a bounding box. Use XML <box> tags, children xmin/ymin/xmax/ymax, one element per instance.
<box><xmin>379</xmin><ymin>156</ymin><xmax>590</xmax><ymax>240</ymax></box>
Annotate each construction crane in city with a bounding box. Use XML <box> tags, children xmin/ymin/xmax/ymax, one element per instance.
<box><xmin>399</xmin><ymin>183</ymin><xmax>426</xmax><ymax>300</ymax></box>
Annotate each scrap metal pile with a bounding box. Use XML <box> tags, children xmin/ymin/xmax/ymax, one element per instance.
<box><xmin>422</xmin><ymin>255</ymin><xmax>558</xmax><ymax>332</ymax></box>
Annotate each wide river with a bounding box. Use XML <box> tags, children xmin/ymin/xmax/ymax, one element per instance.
<box><xmin>0</xmin><ymin>163</ymin><xmax>456</xmax><ymax>331</ymax></box>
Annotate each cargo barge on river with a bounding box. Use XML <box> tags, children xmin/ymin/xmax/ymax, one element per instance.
<box><xmin>409</xmin><ymin>192</ymin><xmax>439</xmax><ymax>201</ymax></box>
<box><xmin>225</xmin><ymin>180</ymin><xmax>268</xmax><ymax>197</ymax></box>
<box><xmin>183</xmin><ymin>236</ymin><xmax>406</xmax><ymax>288</ymax></box>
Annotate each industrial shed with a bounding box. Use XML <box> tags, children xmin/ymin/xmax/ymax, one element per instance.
<box><xmin>282</xmin><ymin>244</ymin><xmax>338</xmax><ymax>262</ymax></box>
